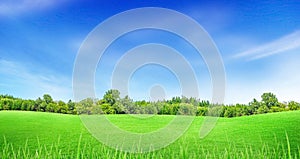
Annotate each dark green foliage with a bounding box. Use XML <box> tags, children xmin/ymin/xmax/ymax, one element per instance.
<box><xmin>288</xmin><ymin>101</ymin><xmax>300</xmax><ymax>110</ymax></box>
<box><xmin>249</xmin><ymin>98</ymin><xmax>260</xmax><ymax>114</ymax></box>
<box><xmin>207</xmin><ymin>105</ymin><xmax>224</xmax><ymax>117</ymax></box>
<box><xmin>0</xmin><ymin>91</ymin><xmax>299</xmax><ymax>117</ymax></box>
<box><xmin>35</xmin><ymin>97</ymin><xmax>43</xmax><ymax>111</ymax></box>
<box><xmin>169</xmin><ymin>96</ymin><xmax>181</xmax><ymax>104</ymax></box>
<box><xmin>199</xmin><ymin>100</ymin><xmax>210</xmax><ymax>107</ymax></box>
<box><xmin>11</xmin><ymin>99</ymin><xmax>21</xmax><ymax>110</ymax></box>
<box><xmin>177</xmin><ymin>103</ymin><xmax>197</xmax><ymax>115</ymax></box>
<box><xmin>261</xmin><ymin>92</ymin><xmax>279</xmax><ymax>109</ymax></box>
<box><xmin>67</xmin><ymin>100</ymin><xmax>76</xmax><ymax>114</ymax></box>
<box><xmin>223</xmin><ymin>106</ymin><xmax>235</xmax><ymax>118</ymax></box>
<box><xmin>1</xmin><ymin>98</ymin><xmax>13</xmax><ymax>110</ymax></box>
<box><xmin>101</xmin><ymin>103</ymin><xmax>115</xmax><ymax>114</ymax></box>
<box><xmin>75</xmin><ymin>98</ymin><xmax>95</xmax><ymax>115</ymax></box>
<box><xmin>0</xmin><ymin>94</ymin><xmax>75</xmax><ymax>115</ymax></box>
<box><xmin>103</xmin><ymin>89</ymin><xmax>120</xmax><ymax>106</ymax></box>
<box><xmin>196</xmin><ymin>107</ymin><xmax>208</xmax><ymax>116</ymax></box>
<box><xmin>43</xmin><ymin>94</ymin><xmax>53</xmax><ymax>104</ymax></box>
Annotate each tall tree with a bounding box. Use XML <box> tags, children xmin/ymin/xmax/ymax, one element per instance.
<box><xmin>261</xmin><ymin>92</ymin><xmax>279</xmax><ymax>109</ymax></box>
<box><xmin>35</xmin><ymin>97</ymin><xmax>43</xmax><ymax>111</ymax></box>
<box><xmin>249</xmin><ymin>98</ymin><xmax>261</xmax><ymax>114</ymax></box>
<box><xmin>67</xmin><ymin>100</ymin><xmax>76</xmax><ymax>114</ymax></box>
<box><xmin>43</xmin><ymin>94</ymin><xmax>53</xmax><ymax>104</ymax></box>
<box><xmin>103</xmin><ymin>89</ymin><xmax>120</xmax><ymax>106</ymax></box>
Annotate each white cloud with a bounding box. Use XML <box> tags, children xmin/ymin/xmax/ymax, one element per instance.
<box><xmin>0</xmin><ymin>0</ymin><xmax>69</xmax><ymax>15</ymax></box>
<box><xmin>186</xmin><ymin>4</ymin><xmax>232</xmax><ymax>33</ymax></box>
<box><xmin>234</xmin><ymin>30</ymin><xmax>300</xmax><ymax>60</ymax></box>
<box><xmin>225</xmin><ymin>82</ymin><xmax>264</xmax><ymax>105</ymax></box>
<box><xmin>0</xmin><ymin>59</ymin><xmax>72</xmax><ymax>101</ymax></box>
<box><xmin>266</xmin><ymin>57</ymin><xmax>300</xmax><ymax>103</ymax></box>
<box><xmin>225</xmin><ymin>54</ymin><xmax>300</xmax><ymax>104</ymax></box>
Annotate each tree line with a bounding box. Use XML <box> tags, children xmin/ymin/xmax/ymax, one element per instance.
<box><xmin>0</xmin><ymin>94</ymin><xmax>76</xmax><ymax>114</ymax></box>
<box><xmin>0</xmin><ymin>90</ymin><xmax>299</xmax><ymax>117</ymax></box>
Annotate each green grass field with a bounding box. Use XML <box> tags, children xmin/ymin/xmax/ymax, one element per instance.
<box><xmin>0</xmin><ymin>111</ymin><xmax>299</xmax><ymax>158</ymax></box>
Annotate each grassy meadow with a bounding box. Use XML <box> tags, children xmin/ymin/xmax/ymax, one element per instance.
<box><xmin>0</xmin><ymin>110</ymin><xmax>299</xmax><ymax>158</ymax></box>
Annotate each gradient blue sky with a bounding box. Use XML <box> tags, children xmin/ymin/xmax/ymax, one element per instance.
<box><xmin>0</xmin><ymin>0</ymin><xmax>300</xmax><ymax>104</ymax></box>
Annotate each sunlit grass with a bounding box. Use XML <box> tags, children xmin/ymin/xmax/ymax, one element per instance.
<box><xmin>0</xmin><ymin>111</ymin><xmax>299</xmax><ymax>158</ymax></box>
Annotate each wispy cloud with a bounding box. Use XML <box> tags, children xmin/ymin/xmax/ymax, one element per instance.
<box><xmin>234</xmin><ymin>30</ymin><xmax>300</xmax><ymax>60</ymax></box>
<box><xmin>0</xmin><ymin>59</ymin><xmax>72</xmax><ymax>100</ymax></box>
<box><xmin>0</xmin><ymin>0</ymin><xmax>69</xmax><ymax>16</ymax></box>
<box><xmin>226</xmin><ymin>49</ymin><xmax>300</xmax><ymax>104</ymax></box>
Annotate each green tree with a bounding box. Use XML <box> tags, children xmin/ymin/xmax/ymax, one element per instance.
<box><xmin>75</xmin><ymin>102</ymin><xmax>84</xmax><ymax>114</ymax></box>
<box><xmin>181</xmin><ymin>96</ymin><xmax>189</xmax><ymax>103</ymax></box>
<box><xmin>121</xmin><ymin>96</ymin><xmax>135</xmax><ymax>114</ymax></box>
<box><xmin>169</xmin><ymin>96</ymin><xmax>181</xmax><ymax>104</ymax></box>
<box><xmin>46</xmin><ymin>103</ymin><xmax>55</xmax><ymax>112</ymax></box>
<box><xmin>257</xmin><ymin>105</ymin><xmax>269</xmax><ymax>114</ymax></box>
<box><xmin>159</xmin><ymin>103</ymin><xmax>172</xmax><ymax>115</ymax></box>
<box><xmin>235</xmin><ymin>104</ymin><xmax>249</xmax><ymax>116</ymax></box>
<box><xmin>288</xmin><ymin>101</ymin><xmax>300</xmax><ymax>110</ymax></box>
<box><xmin>27</xmin><ymin>100</ymin><xmax>35</xmax><ymax>111</ymax></box>
<box><xmin>21</xmin><ymin>100</ymin><xmax>29</xmax><ymax>111</ymax></box>
<box><xmin>170</xmin><ymin>103</ymin><xmax>180</xmax><ymax>115</ymax></box>
<box><xmin>261</xmin><ymin>92</ymin><xmax>279</xmax><ymax>109</ymax></box>
<box><xmin>43</xmin><ymin>94</ymin><xmax>53</xmax><ymax>104</ymax></box>
<box><xmin>57</xmin><ymin>100</ymin><xmax>68</xmax><ymax>113</ymax></box>
<box><xmin>40</xmin><ymin>101</ymin><xmax>47</xmax><ymax>112</ymax></box>
<box><xmin>67</xmin><ymin>100</ymin><xmax>76</xmax><ymax>114</ymax></box>
<box><xmin>103</xmin><ymin>89</ymin><xmax>120</xmax><ymax>106</ymax></box>
<box><xmin>199</xmin><ymin>100</ymin><xmax>210</xmax><ymax>107</ymax></box>
<box><xmin>249</xmin><ymin>98</ymin><xmax>261</xmax><ymax>114</ymax></box>
<box><xmin>112</xmin><ymin>101</ymin><xmax>125</xmax><ymax>114</ymax></box>
<box><xmin>144</xmin><ymin>103</ymin><xmax>158</xmax><ymax>114</ymax></box>
<box><xmin>270</xmin><ymin>106</ymin><xmax>282</xmax><ymax>112</ymax></box>
<box><xmin>90</xmin><ymin>104</ymin><xmax>102</xmax><ymax>114</ymax></box>
<box><xmin>35</xmin><ymin>97</ymin><xmax>43</xmax><ymax>111</ymax></box>
<box><xmin>2</xmin><ymin>98</ymin><xmax>13</xmax><ymax>110</ymax></box>
<box><xmin>75</xmin><ymin>98</ymin><xmax>95</xmax><ymax>114</ymax></box>
<box><xmin>196</xmin><ymin>107</ymin><xmax>208</xmax><ymax>116</ymax></box>
<box><xmin>0</xmin><ymin>100</ymin><xmax>2</xmax><ymax>110</ymax></box>
<box><xmin>101</xmin><ymin>103</ymin><xmax>115</xmax><ymax>114</ymax></box>
<box><xmin>177</xmin><ymin>103</ymin><xmax>196</xmax><ymax>115</ymax></box>
<box><xmin>224</xmin><ymin>106</ymin><xmax>235</xmax><ymax>118</ymax></box>
<box><xmin>207</xmin><ymin>105</ymin><xmax>224</xmax><ymax>117</ymax></box>
<box><xmin>12</xmin><ymin>99</ymin><xmax>22</xmax><ymax>110</ymax></box>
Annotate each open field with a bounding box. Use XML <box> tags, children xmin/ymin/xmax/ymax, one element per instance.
<box><xmin>0</xmin><ymin>111</ymin><xmax>299</xmax><ymax>158</ymax></box>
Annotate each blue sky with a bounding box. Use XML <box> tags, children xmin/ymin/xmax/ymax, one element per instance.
<box><xmin>0</xmin><ymin>0</ymin><xmax>300</xmax><ymax>104</ymax></box>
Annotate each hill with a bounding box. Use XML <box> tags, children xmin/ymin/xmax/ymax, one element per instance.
<box><xmin>0</xmin><ymin>111</ymin><xmax>299</xmax><ymax>158</ymax></box>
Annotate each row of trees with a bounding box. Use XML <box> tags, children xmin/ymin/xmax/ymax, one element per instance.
<box><xmin>0</xmin><ymin>91</ymin><xmax>300</xmax><ymax>117</ymax></box>
<box><xmin>0</xmin><ymin>94</ymin><xmax>76</xmax><ymax>114</ymax></box>
<box><xmin>219</xmin><ymin>93</ymin><xmax>300</xmax><ymax>117</ymax></box>
<box><xmin>75</xmin><ymin>91</ymin><xmax>300</xmax><ymax>117</ymax></box>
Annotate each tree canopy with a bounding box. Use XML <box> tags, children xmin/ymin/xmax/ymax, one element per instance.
<box><xmin>0</xmin><ymin>90</ymin><xmax>299</xmax><ymax>117</ymax></box>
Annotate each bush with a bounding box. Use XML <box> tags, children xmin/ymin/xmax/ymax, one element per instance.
<box><xmin>196</xmin><ymin>107</ymin><xmax>208</xmax><ymax>116</ymax></box>
<box><xmin>177</xmin><ymin>103</ymin><xmax>197</xmax><ymax>115</ymax></box>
